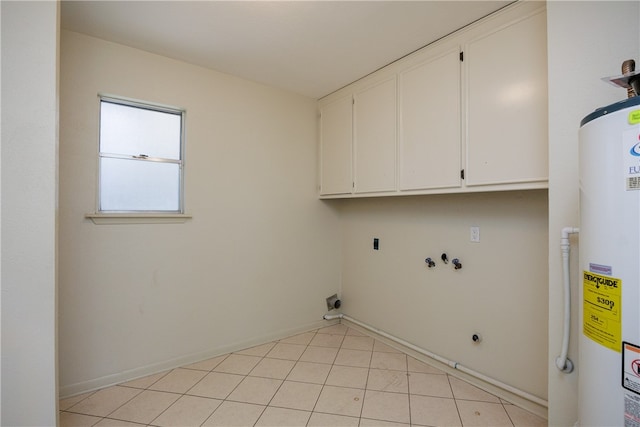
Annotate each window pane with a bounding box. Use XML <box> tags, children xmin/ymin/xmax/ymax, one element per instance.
<box><xmin>100</xmin><ymin>101</ymin><xmax>181</xmax><ymax>159</ymax></box>
<box><xmin>100</xmin><ymin>157</ymin><xmax>180</xmax><ymax>211</ymax></box>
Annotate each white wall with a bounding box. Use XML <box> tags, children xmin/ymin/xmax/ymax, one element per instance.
<box><xmin>58</xmin><ymin>30</ymin><xmax>342</xmax><ymax>396</ymax></box>
<box><xmin>1</xmin><ymin>1</ymin><xmax>59</xmax><ymax>425</ymax></box>
<box><xmin>547</xmin><ymin>2</ymin><xmax>640</xmax><ymax>425</ymax></box>
<box><xmin>337</xmin><ymin>190</ymin><xmax>549</xmax><ymax>411</ymax></box>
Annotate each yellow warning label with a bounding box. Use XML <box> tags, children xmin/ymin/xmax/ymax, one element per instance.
<box><xmin>630</xmin><ymin>110</ymin><xmax>640</xmax><ymax>125</ymax></box>
<box><xmin>583</xmin><ymin>271</ymin><xmax>622</xmax><ymax>352</ymax></box>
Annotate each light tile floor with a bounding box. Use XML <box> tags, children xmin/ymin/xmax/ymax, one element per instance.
<box><xmin>59</xmin><ymin>323</ymin><xmax>547</xmax><ymax>426</ymax></box>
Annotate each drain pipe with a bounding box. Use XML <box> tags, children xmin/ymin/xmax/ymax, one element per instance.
<box><xmin>556</xmin><ymin>227</ymin><xmax>579</xmax><ymax>373</ymax></box>
<box><xmin>323</xmin><ymin>313</ymin><xmax>547</xmax><ymax>408</ymax></box>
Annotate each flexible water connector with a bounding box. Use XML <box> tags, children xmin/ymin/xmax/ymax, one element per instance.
<box><xmin>556</xmin><ymin>227</ymin><xmax>579</xmax><ymax>373</ymax></box>
<box><xmin>622</xmin><ymin>59</ymin><xmax>637</xmax><ymax>98</ymax></box>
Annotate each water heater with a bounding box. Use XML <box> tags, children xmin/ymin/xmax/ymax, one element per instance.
<box><xmin>579</xmin><ymin>95</ymin><xmax>640</xmax><ymax>426</ymax></box>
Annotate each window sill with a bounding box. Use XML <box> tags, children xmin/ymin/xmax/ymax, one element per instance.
<box><xmin>85</xmin><ymin>213</ymin><xmax>192</xmax><ymax>225</ymax></box>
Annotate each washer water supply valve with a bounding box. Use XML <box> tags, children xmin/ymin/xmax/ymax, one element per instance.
<box><xmin>426</xmin><ymin>254</ymin><xmax>462</xmax><ymax>270</ymax></box>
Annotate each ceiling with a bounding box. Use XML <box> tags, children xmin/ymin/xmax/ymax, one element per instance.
<box><xmin>61</xmin><ymin>1</ymin><xmax>512</xmax><ymax>99</ymax></box>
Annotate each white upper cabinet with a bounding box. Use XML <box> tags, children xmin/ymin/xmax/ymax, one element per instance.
<box><xmin>319</xmin><ymin>95</ymin><xmax>352</xmax><ymax>195</ymax></box>
<box><xmin>317</xmin><ymin>2</ymin><xmax>547</xmax><ymax>199</ymax></box>
<box><xmin>353</xmin><ymin>76</ymin><xmax>397</xmax><ymax>194</ymax></box>
<box><xmin>399</xmin><ymin>48</ymin><xmax>461</xmax><ymax>191</ymax></box>
<box><xmin>464</xmin><ymin>9</ymin><xmax>548</xmax><ymax>186</ymax></box>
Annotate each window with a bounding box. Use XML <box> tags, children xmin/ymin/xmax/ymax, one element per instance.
<box><xmin>98</xmin><ymin>95</ymin><xmax>185</xmax><ymax>213</ymax></box>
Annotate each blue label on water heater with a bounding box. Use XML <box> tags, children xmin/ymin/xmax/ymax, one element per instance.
<box><xmin>624</xmin><ymin>129</ymin><xmax>640</xmax><ymax>191</ymax></box>
<box><xmin>590</xmin><ymin>263</ymin><xmax>612</xmax><ymax>275</ymax></box>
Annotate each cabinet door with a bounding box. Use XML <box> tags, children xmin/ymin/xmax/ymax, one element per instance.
<box><xmin>399</xmin><ymin>48</ymin><xmax>461</xmax><ymax>191</ymax></box>
<box><xmin>319</xmin><ymin>96</ymin><xmax>352</xmax><ymax>195</ymax></box>
<box><xmin>465</xmin><ymin>10</ymin><xmax>548</xmax><ymax>186</ymax></box>
<box><xmin>353</xmin><ymin>77</ymin><xmax>397</xmax><ymax>193</ymax></box>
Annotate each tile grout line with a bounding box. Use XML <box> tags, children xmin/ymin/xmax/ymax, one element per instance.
<box><xmin>500</xmin><ymin>398</ymin><xmax>517</xmax><ymax>427</ymax></box>
<box><xmin>305</xmin><ymin>328</ymin><xmax>333</xmax><ymax>424</ymax></box>
<box><xmin>447</xmin><ymin>373</ymin><xmax>465</xmax><ymax>427</ymax></box>
<box><xmin>258</xmin><ymin>330</ymin><xmax>320</xmax><ymax>425</ymax></box>
<box><xmin>405</xmin><ymin>352</ymin><xmax>412</xmax><ymax>426</ymax></box>
<box><xmin>356</xmin><ymin>340</ymin><xmax>375</xmax><ymax>422</ymax></box>
<box><xmin>221</xmin><ymin>343</ymin><xmax>275</xmax><ymax>426</ymax></box>
<box><xmin>97</xmin><ymin>385</ymin><xmax>152</xmax><ymax>425</ymax></box>
<box><xmin>63</xmin><ymin>371</ymin><xmax>171</xmax><ymax>425</ymax></box>
<box><xmin>306</xmin><ymin>327</ymin><xmax>349</xmax><ymax>425</ymax></box>
<box><xmin>143</xmin><ymin>367</ymin><xmax>217</xmax><ymax>427</ymax></box>
<box><xmin>149</xmin><ymin>355</ymin><xmax>234</xmax><ymax>427</ymax></box>
<box><xmin>151</xmin><ymin>353</ymin><xmax>235</xmax><ymax>427</ymax></box>
<box><xmin>200</xmin><ymin>329</ymin><xmax>322</xmax><ymax>426</ymax></box>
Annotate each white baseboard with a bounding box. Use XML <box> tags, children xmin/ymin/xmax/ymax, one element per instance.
<box><xmin>340</xmin><ymin>318</ymin><xmax>548</xmax><ymax>421</ymax></box>
<box><xmin>59</xmin><ymin>318</ymin><xmax>336</xmax><ymax>399</ymax></box>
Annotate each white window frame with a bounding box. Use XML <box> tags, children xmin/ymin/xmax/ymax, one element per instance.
<box><xmin>86</xmin><ymin>94</ymin><xmax>191</xmax><ymax>224</ymax></box>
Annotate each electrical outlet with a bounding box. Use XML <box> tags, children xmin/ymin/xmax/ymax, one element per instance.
<box><xmin>470</xmin><ymin>226</ymin><xmax>480</xmax><ymax>242</ymax></box>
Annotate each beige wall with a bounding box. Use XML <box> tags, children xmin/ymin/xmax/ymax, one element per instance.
<box><xmin>58</xmin><ymin>30</ymin><xmax>342</xmax><ymax>396</ymax></box>
<box><xmin>547</xmin><ymin>1</ymin><xmax>640</xmax><ymax>425</ymax></box>
<box><xmin>335</xmin><ymin>190</ymin><xmax>548</xmax><ymax>401</ymax></box>
<box><xmin>1</xmin><ymin>1</ymin><xmax>59</xmax><ymax>425</ymax></box>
